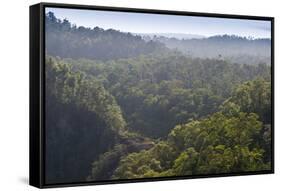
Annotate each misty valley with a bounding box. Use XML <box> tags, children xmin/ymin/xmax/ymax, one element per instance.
<box><xmin>44</xmin><ymin>11</ymin><xmax>272</xmax><ymax>184</ymax></box>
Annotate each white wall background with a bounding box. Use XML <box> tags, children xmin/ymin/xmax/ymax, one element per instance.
<box><xmin>0</xmin><ymin>0</ymin><xmax>279</xmax><ymax>190</ymax></box>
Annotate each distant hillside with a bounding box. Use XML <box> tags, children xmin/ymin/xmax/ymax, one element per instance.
<box><xmin>148</xmin><ymin>35</ymin><xmax>271</xmax><ymax>65</ymax></box>
<box><xmin>136</xmin><ymin>33</ymin><xmax>205</xmax><ymax>40</ymax></box>
<box><xmin>45</xmin><ymin>12</ymin><xmax>166</xmax><ymax>61</ymax></box>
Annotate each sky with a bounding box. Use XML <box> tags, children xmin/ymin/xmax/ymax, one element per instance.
<box><xmin>46</xmin><ymin>7</ymin><xmax>271</xmax><ymax>39</ymax></box>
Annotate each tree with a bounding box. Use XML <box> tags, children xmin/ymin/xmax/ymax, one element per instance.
<box><xmin>226</xmin><ymin>78</ymin><xmax>271</xmax><ymax>123</ymax></box>
<box><xmin>112</xmin><ymin>111</ymin><xmax>270</xmax><ymax>178</ymax></box>
<box><xmin>45</xmin><ymin>56</ymin><xmax>127</xmax><ymax>182</ymax></box>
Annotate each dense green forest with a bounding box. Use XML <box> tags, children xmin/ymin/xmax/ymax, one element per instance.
<box><xmin>45</xmin><ymin>12</ymin><xmax>272</xmax><ymax>184</ymax></box>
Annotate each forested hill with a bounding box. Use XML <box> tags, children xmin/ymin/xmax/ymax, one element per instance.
<box><xmin>46</xmin><ymin>11</ymin><xmax>270</xmax><ymax>64</ymax></box>
<box><xmin>45</xmin><ymin>11</ymin><xmax>272</xmax><ymax>183</ymax></box>
<box><xmin>45</xmin><ymin>12</ymin><xmax>166</xmax><ymax>61</ymax></box>
<box><xmin>146</xmin><ymin>35</ymin><xmax>271</xmax><ymax>65</ymax></box>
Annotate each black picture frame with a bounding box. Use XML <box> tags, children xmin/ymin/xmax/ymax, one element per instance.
<box><xmin>30</xmin><ymin>2</ymin><xmax>275</xmax><ymax>188</ymax></box>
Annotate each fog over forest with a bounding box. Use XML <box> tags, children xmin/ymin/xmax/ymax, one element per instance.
<box><xmin>45</xmin><ymin>11</ymin><xmax>272</xmax><ymax>184</ymax></box>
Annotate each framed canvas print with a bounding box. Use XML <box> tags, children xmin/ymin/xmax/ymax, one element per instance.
<box><xmin>30</xmin><ymin>2</ymin><xmax>274</xmax><ymax>188</ymax></box>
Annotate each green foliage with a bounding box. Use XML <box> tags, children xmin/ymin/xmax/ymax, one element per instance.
<box><xmin>44</xmin><ymin>11</ymin><xmax>272</xmax><ymax>183</ymax></box>
<box><xmin>45</xmin><ymin>54</ymin><xmax>271</xmax><ymax>182</ymax></box>
<box><xmin>169</xmin><ymin>112</ymin><xmax>262</xmax><ymax>149</ymax></box>
<box><xmin>173</xmin><ymin>148</ymin><xmax>199</xmax><ymax>175</ymax></box>
<box><xmin>220</xmin><ymin>79</ymin><xmax>272</xmax><ymax>164</ymax></box>
<box><xmin>46</xmin><ymin>56</ymin><xmax>126</xmax><ymax>134</ymax></box>
<box><xmin>45</xmin><ymin>57</ymin><xmax>127</xmax><ymax>182</ymax></box>
<box><xmin>113</xmin><ymin>111</ymin><xmax>270</xmax><ymax>178</ymax></box>
<box><xmin>88</xmin><ymin>144</ymin><xmax>127</xmax><ymax>181</ymax></box>
<box><xmin>61</xmin><ymin>53</ymin><xmax>270</xmax><ymax>138</ymax></box>
<box><xmin>225</xmin><ymin>78</ymin><xmax>271</xmax><ymax>123</ymax></box>
<box><xmin>113</xmin><ymin>141</ymin><xmax>176</xmax><ymax>179</ymax></box>
<box><xmin>168</xmin><ymin>112</ymin><xmax>269</xmax><ymax>174</ymax></box>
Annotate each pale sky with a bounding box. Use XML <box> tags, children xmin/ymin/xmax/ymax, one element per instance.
<box><xmin>46</xmin><ymin>7</ymin><xmax>271</xmax><ymax>39</ymax></box>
